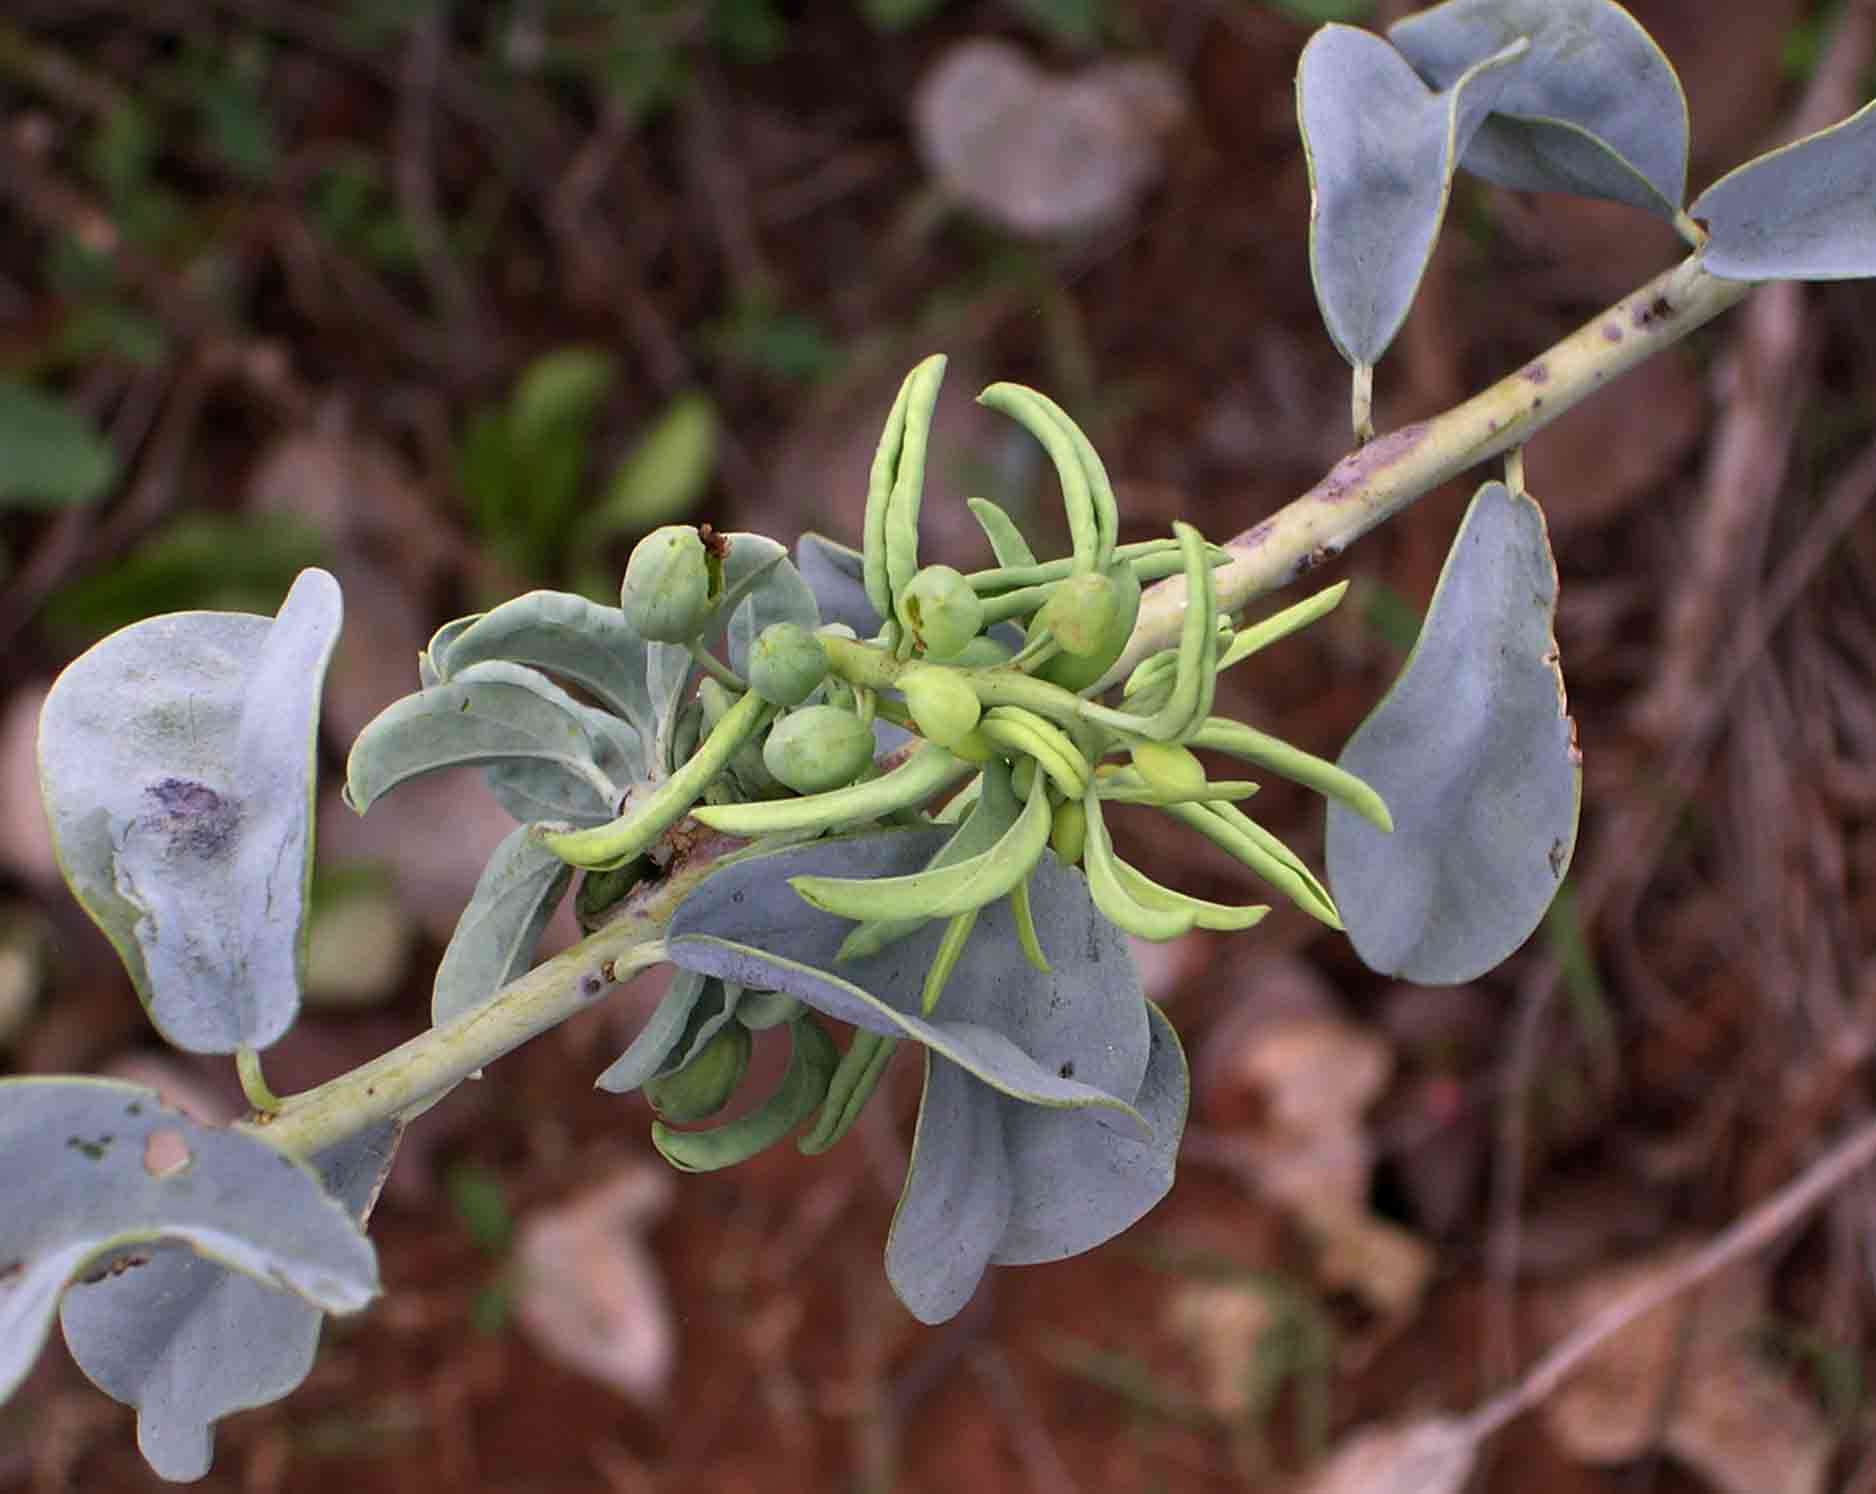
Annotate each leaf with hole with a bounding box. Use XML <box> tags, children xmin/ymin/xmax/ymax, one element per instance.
<box><xmin>0</xmin><ymin>1078</ymin><xmax>379</xmax><ymax>1420</ymax></box>
<box><xmin>37</xmin><ymin>569</ymin><xmax>341</xmax><ymax>1052</ymax></box>
<box><xmin>1298</xmin><ymin>25</ymin><xmax>1523</xmax><ymax>366</ymax></box>
<box><xmin>58</xmin><ymin>1120</ymin><xmax>398</xmax><ymax>1482</ymax></box>
<box><xmin>1390</xmin><ymin>0</ymin><xmax>1689</xmax><ymax>218</ymax></box>
<box><xmin>1326</xmin><ymin>480</ymin><xmax>1579</xmax><ymax>983</ymax></box>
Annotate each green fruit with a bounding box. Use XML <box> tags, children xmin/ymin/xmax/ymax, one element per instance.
<box><xmin>643</xmin><ymin>1022</ymin><xmax>752</xmax><ymax>1122</ymax></box>
<box><xmin>899</xmin><ymin>665</ymin><xmax>982</xmax><ymax>749</ymax></box>
<box><xmin>1031</xmin><ymin>560</ymin><xmax>1141</xmax><ymax>692</ymax></box>
<box><xmin>763</xmin><ymin>705</ymin><xmax>877</xmax><ymax>794</ymax></box>
<box><xmin>945</xmin><ymin>635</ymin><xmax>1015</xmax><ymax>669</ymax></box>
<box><xmin>897</xmin><ymin>564</ymin><xmax>985</xmax><ymax>659</ymax></box>
<box><xmin>1050</xmin><ymin>799</ymin><xmax>1087</xmax><ymax>864</ymax></box>
<box><xmin>747</xmin><ymin>622</ymin><xmax>829</xmax><ymax>707</ymax></box>
<box><xmin>1131</xmin><ymin>741</ymin><xmax>1207</xmax><ymax>799</ymax></box>
<box><xmin>622</xmin><ymin>525</ymin><xmax>718</xmax><ymax>643</ymax></box>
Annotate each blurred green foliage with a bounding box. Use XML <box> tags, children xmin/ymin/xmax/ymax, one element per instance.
<box><xmin>458</xmin><ymin>346</ymin><xmax>720</xmax><ymax>587</ymax></box>
<box><xmin>0</xmin><ymin>382</ymin><xmax>117</xmax><ymax>510</ymax></box>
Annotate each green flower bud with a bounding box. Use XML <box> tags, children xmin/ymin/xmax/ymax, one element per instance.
<box><xmin>622</xmin><ymin>525</ymin><xmax>718</xmax><ymax>643</ymax></box>
<box><xmin>747</xmin><ymin>621</ymin><xmax>829</xmax><ymax>708</ymax></box>
<box><xmin>1031</xmin><ymin>560</ymin><xmax>1141</xmax><ymax>692</ymax></box>
<box><xmin>643</xmin><ymin>1021</ymin><xmax>753</xmax><ymax>1122</ymax></box>
<box><xmin>899</xmin><ymin>664</ymin><xmax>982</xmax><ymax>749</ymax></box>
<box><xmin>897</xmin><ymin>564</ymin><xmax>985</xmax><ymax>659</ymax></box>
<box><xmin>763</xmin><ymin>704</ymin><xmax>877</xmax><ymax>794</ymax></box>
<box><xmin>1130</xmin><ymin>741</ymin><xmax>1207</xmax><ymax>799</ymax></box>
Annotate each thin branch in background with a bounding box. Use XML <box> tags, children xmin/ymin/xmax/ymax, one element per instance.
<box><xmin>1477</xmin><ymin>0</ymin><xmax>1876</xmax><ymax>1410</ymax></box>
<box><xmin>1467</xmin><ymin>1109</ymin><xmax>1876</xmax><ymax>1446</ymax></box>
<box><xmin>392</xmin><ymin>2</ymin><xmax>484</xmax><ymax>378</ymax></box>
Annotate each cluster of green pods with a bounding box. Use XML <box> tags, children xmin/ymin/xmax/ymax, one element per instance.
<box><xmin>543</xmin><ymin>355</ymin><xmax>1392</xmax><ymax>1159</ymax></box>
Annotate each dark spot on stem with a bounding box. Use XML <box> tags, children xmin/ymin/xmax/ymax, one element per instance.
<box><xmin>66</xmin><ymin>1134</ymin><xmax>112</xmax><ymax>1161</ymax></box>
<box><xmin>1602</xmin><ymin>323</ymin><xmax>1624</xmax><ymax>343</ymax></box>
<box><xmin>1058</xmin><ymin>1061</ymin><xmax>1075</xmax><ymax>1080</ymax></box>
<box><xmin>1522</xmin><ymin>362</ymin><xmax>1550</xmax><ymax>385</ymax></box>
<box><xmin>1633</xmin><ymin>295</ymin><xmax>1674</xmax><ymax>329</ymax></box>
<box><xmin>698</xmin><ymin>523</ymin><xmax>730</xmax><ymax>560</ymax></box>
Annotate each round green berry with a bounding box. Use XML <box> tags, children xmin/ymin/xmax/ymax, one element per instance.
<box><xmin>622</xmin><ymin>525</ymin><xmax>718</xmax><ymax>643</ymax></box>
<box><xmin>899</xmin><ymin>664</ymin><xmax>982</xmax><ymax>749</ymax></box>
<box><xmin>763</xmin><ymin>705</ymin><xmax>876</xmax><ymax>794</ymax></box>
<box><xmin>643</xmin><ymin>1022</ymin><xmax>752</xmax><ymax>1122</ymax></box>
<box><xmin>896</xmin><ymin>564</ymin><xmax>985</xmax><ymax>659</ymax></box>
<box><xmin>747</xmin><ymin>622</ymin><xmax>830</xmax><ymax>707</ymax></box>
<box><xmin>1030</xmin><ymin>560</ymin><xmax>1141</xmax><ymax>692</ymax></box>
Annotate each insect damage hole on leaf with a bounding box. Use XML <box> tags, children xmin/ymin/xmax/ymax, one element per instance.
<box><xmin>142</xmin><ymin>1131</ymin><xmax>191</xmax><ymax>1179</ymax></box>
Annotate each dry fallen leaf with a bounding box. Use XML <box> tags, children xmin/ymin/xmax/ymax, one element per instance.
<box><xmin>1540</xmin><ymin>1244</ymin><xmax>1834</xmax><ymax>1494</ymax></box>
<box><xmin>1164</xmin><ymin>1280</ymin><xmax>1279</xmax><ymax>1419</ymax></box>
<box><xmin>1296</xmin><ymin>1416</ymin><xmax>1476</xmax><ymax>1494</ymax></box>
<box><xmin>513</xmin><ymin>1164</ymin><xmax>676</xmax><ymax>1406</ymax></box>
<box><xmin>913</xmin><ymin>39</ymin><xmax>1186</xmax><ymax>238</ymax></box>
<box><xmin>1213</xmin><ymin>1005</ymin><xmax>1434</xmax><ymax>1332</ymax></box>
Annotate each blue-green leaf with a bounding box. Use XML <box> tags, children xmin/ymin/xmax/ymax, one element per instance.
<box><xmin>668</xmin><ymin>832</ymin><xmax>1187</xmax><ymax>1323</ymax></box>
<box><xmin>344</xmin><ymin>660</ymin><xmax>624</xmax><ymax>816</ymax></box>
<box><xmin>432</xmin><ymin>826</ymin><xmax>574</xmax><ymax>1025</ymax></box>
<box><xmin>1298</xmin><ymin>25</ymin><xmax>1523</xmax><ymax>366</ymax></box>
<box><xmin>796</xmin><ymin>532</ymin><xmax>883</xmax><ymax>637</ymax></box>
<box><xmin>37</xmin><ymin>569</ymin><xmax>341</xmax><ymax>1052</ymax></box>
<box><xmin>1692</xmin><ymin>98</ymin><xmax>1876</xmax><ymax>282</ymax></box>
<box><xmin>438</xmin><ymin>590</ymin><xmax>655</xmax><ymax>751</ymax></box>
<box><xmin>595</xmin><ymin>968</ymin><xmax>709</xmax><ymax>1093</ymax></box>
<box><xmin>1326</xmin><ymin>480</ymin><xmax>1579</xmax><ymax>983</ymax></box>
<box><xmin>58</xmin><ymin>1122</ymin><xmax>397</xmax><ymax>1483</ymax></box>
<box><xmin>0</xmin><ymin>1079</ymin><xmax>378</xmax><ymax>1418</ymax></box>
<box><xmin>1390</xmin><ymin>0</ymin><xmax>1689</xmax><ymax>218</ymax></box>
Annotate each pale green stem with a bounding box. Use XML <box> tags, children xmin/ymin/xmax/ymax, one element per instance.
<box><xmin>1351</xmin><ymin>361</ymin><xmax>1375</xmax><ymax>445</ymax></box>
<box><xmin>235</xmin><ymin>1046</ymin><xmax>282</xmax><ymax>1115</ymax></box>
<box><xmin>236</xmin><ymin>855</ymin><xmax>722</xmax><ymax>1160</ymax></box>
<box><xmin>1098</xmin><ymin>254</ymin><xmax>1754</xmax><ymax>690</ymax></box>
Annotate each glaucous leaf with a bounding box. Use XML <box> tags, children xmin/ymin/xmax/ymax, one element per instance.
<box><xmin>418</xmin><ymin>612</ymin><xmax>482</xmax><ymax>689</ymax></box>
<box><xmin>595</xmin><ymin>968</ymin><xmax>709</xmax><ymax>1093</ymax></box>
<box><xmin>1298</xmin><ymin>25</ymin><xmax>1522</xmax><ymax>366</ymax></box>
<box><xmin>1326</xmin><ymin>481</ymin><xmax>1579</xmax><ymax>983</ymax></box>
<box><xmin>884</xmin><ymin>1003</ymin><xmax>1185</xmax><ymax>1322</ymax></box>
<box><xmin>37</xmin><ymin>569</ymin><xmax>342</xmax><ymax>1052</ymax></box>
<box><xmin>670</xmin><ymin>832</ymin><xmax>1148</xmax><ymax>1109</ymax></box>
<box><xmin>796</xmin><ymin>532</ymin><xmax>883</xmax><ymax>637</ymax></box>
<box><xmin>438</xmin><ymin>590</ymin><xmax>656</xmax><ymax>749</ymax></box>
<box><xmin>0</xmin><ymin>1078</ymin><xmax>378</xmax><ymax>1412</ymax></box>
<box><xmin>0</xmin><ymin>380</ymin><xmax>118</xmax><ymax>509</ymax></box>
<box><xmin>1390</xmin><ymin>0</ymin><xmax>1689</xmax><ymax>218</ymax></box>
<box><xmin>344</xmin><ymin>660</ymin><xmax>623</xmax><ymax>816</ymax></box>
<box><xmin>669</xmin><ymin>832</ymin><xmax>1187</xmax><ymax>1322</ymax></box>
<box><xmin>1691</xmin><ymin>98</ymin><xmax>1876</xmax><ymax>281</ymax></box>
<box><xmin>726</xmin><ymin>551</ymin><xmax>820</xmax><ymax>677</ymax></box>
<box><xmin>432</xmin><ymin>826</ymin><xmax>574</xmax><ymax>1025</ymax></box>
<box><xmin>58</xmin><ymin>1123</ymin><xmax>398</xmax><ymax>1483</ymax></box>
